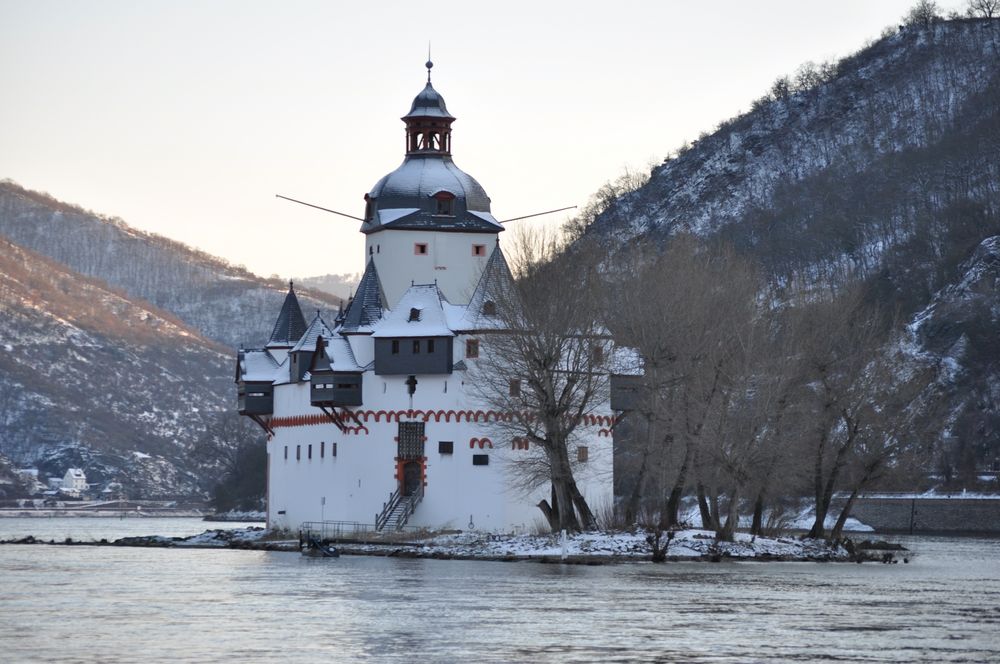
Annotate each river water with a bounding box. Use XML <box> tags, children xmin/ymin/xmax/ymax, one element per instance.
<box><xmin>0</xmin><ymin>519</ymin><xmax>998</xmax><ymax>663</ymax></box>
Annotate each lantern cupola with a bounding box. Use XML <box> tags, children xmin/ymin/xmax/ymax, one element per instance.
<box><xmin>403</xmin><ymin>60</ymin><xmax>455</xmax><ymax>156</ymax></box>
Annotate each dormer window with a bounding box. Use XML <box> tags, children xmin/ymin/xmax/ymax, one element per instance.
<box><xmin>433</xmin><ymin>191</ymin><xmax>455</xmax><ymax>216</ymax></box>
<box><xmin>482</xmin><ymin>300</ymin><xmax>497</xmax><ymax>316</ymax></box>
<box><xmin>409</xmin><ymin>307</ymin><xmax>422</xmax><ymax>322</ymax></box>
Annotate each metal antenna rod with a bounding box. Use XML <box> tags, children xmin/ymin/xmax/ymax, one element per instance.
<box><xmin>275</xmin><ymin>194</ymin><xmax>364</xmax><ymax>222</ymax></box>
<box><xmin>500</xmin><ymin>205</ymin><xmax>577</xmax><ymax>224</ymax></box>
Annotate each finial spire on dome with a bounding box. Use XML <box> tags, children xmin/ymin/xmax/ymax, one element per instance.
<box><xmin>426</xmin><ymin>42</ymin><xmax>433</xmax><ymax>83</ymax></box>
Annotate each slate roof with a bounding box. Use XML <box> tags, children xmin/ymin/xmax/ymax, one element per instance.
<box><xmin>361</xmin><ymin>156</ymin><xmax>501</xmax><ymax>234</ymax></box>
<box><xmin>340</xmin><ymin>259</ymin><xmax>386</xmax><ymax>333</ymax></box>
<box><xmin>402</xmin><ymin>81</ymin><xmax>455</xmax><ymax>120</ymax></box>
<box><xmin>290</xmin><ymin>312</ymin><xmax>334</xmax><ymax>353</ymax></box>
<box><xmin>460</xmin><ymin>243</ymin><xmax>517</xmax><ymax>330</ymax></box>
<box><xmin>267</xmin><ymin>283</ymin><xmax>308</xmax><ymax>348</ymax></box>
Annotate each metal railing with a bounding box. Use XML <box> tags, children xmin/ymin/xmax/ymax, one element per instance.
<box><xmin>374</xmin><ymin>488</ymin><xmax>402</xmax><ymax>532</ymax></box>
<box><xmin>299</xmin><ymin>519</ymin><xmax>424</xmax><ymax>544</ymax></box>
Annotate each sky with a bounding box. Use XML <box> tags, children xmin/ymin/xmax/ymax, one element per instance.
<box><xmin>0</xmin><ymin>0</ymin><xmax>928</xmax><ymax>280</ymax></box>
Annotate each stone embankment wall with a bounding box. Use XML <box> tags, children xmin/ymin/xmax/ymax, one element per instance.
<box><xmin>841</xmin><ymin>497</ymin><xmax>1000</xmax><ymax>534</ymax></box>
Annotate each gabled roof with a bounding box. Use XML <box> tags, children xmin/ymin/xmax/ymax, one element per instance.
<box><xmin>340</xmin><ymin>259</ymin><xmax>386</xmax><ymax>334</ymax></box>
<box><xmin>372</xmin><ymin>284</ymin><xmax>454</xmax><ymax>338</ymax></box>
<box><xmin>290</xmin><ymin>312</ymin><xmax>334</xmax><ymax>353</ymax></box>
<box><xmin>267</xmin><ymin>283</ymin><xmax>308</xmax><ymax>348</ymax></box>
<box><xmin>459</xmin><ymin>243</ymin><xmax>517</xmax><ymax>330</ymax></box>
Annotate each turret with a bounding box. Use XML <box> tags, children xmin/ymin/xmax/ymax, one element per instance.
<box><xmin>360</xmin><ymin>62</ymin><xmax>503</xmax><ymax>308</ymax></box>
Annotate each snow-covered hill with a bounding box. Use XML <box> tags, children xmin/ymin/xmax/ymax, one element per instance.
<box><xmin>0</xmin><ymin>237</ymin><xmax>249</xmax><ymax>498</ymax></box>
<box><xmin>587</xmin><ymin>18</ymin><xmax>1000</xmax><ymax>473</ymax></box>
<box><xmin>0</xmin><ymin>181</ymin><xmax>340</xmax><ymax>349</ymax></box>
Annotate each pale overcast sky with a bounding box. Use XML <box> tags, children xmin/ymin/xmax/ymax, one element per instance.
<box><xmin>0</xmin><ymin>0</ymin><xmax>929</xmax><ymax>279</ymax></box>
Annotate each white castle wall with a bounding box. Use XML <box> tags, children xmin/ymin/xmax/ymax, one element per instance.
<box><xmin>366</xmin><ymin>230</ymin><xmax>497</xmax><ymax>308</ymax></box>
<box><xmin>266</xmin><ymin>347</ymin><xmax>614</xmax><ymax>533</ymax></box>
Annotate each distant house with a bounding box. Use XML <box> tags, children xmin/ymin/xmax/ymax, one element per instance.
<box><xmin>61</xmin><ymin>468</ymin><xmax>87</xmax><ymax>496</ymax></box>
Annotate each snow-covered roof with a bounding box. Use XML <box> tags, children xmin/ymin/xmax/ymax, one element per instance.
<box><xmin>311</xmin><ymin>335</ymin><xmax>364</xmax><ymax>373</ymax></box>
<box><xmin>372</xmin><ymin>284</ymin><xmax>455</xmax><ymax>338</ymax></box>
<box><xmin>610</xmin><ymin>346</ymin><xmax>644</xmax><ymax>376</ymax></box>
<box><xmin>239</xmin><ymin>349</ymin><xmax>281</xmax><ymax>382</ymax></box>
<box><xmin>66</xmin><ymin>468</ymin><xmax>85</xmax><ymax>479</ymax></box>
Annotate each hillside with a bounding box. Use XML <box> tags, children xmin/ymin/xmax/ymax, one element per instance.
<box><xmin>0</xmin><ymin>180</ymin><xmax>340</xmax><ymax>349</ymax></box>
<box><xmin>586</xmin><ymin>18</ymin><xmax>1000</xmax><ymax>474</ymax></box>
<box><xmin>0</xmin><ymin>236</ymin><xmax>249</xmax><ymax>498</ymax></box>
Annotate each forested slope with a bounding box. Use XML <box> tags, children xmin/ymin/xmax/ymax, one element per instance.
<box><xmin>0</xmin><ymin>181</ymin><xmax>339</xmax><ymax>349</ymax></box>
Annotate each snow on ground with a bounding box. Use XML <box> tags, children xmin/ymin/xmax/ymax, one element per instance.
<box><xmin>379</xmin><ymin>529</ymin><xmax>849</xmax><ymax>560</ymax></box>
<box><xmin>115</xmin><ymin>527</ymin><xmax>851</xmax><ymax>561</ymax></box>
<box><xmin>787</xmin><ymin>507</ymin><xmax>874</xmax><ymax>533</ymax></box>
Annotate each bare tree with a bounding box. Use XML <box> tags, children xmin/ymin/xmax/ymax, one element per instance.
<box><xmin>610</xmin><ymin>236</ymin><xmax>765</xmax><ymax>530</ymax></box>
<box><xmin>471</xmin><ymin>227</ymin><xmax>609</xmax><ymax>532</ymax></box>
<box><xmin>786</xmin><ymin>286</ymin><xmax>910</xmax><ymax>540</ymax></box>
<box><xmin>904</xmin><ymin>0</ymin><xmax>942</xmax><ymax>27</ymax></box>
<box><xmin>967</xmin><ymin>0</ymin><xmax>1000</xmax><ymax>18</ymax></box>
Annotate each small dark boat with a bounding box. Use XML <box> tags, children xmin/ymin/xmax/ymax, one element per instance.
<box><xmin>302</xmin><ymin>536</ymin><xmax>340</xmax><ymax>558</ymax></box>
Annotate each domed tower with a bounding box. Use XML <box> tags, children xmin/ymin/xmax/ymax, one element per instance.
<box><xmin>361</xmin><ymin>62</ymin><xmax>503</xmax><ymax>308</ymax></box>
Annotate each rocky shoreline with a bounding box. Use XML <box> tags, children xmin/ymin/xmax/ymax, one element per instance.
<box><xmin>0</xmin><ymin>526</ymin><xmax>910</xmax><ymax>564</ymax></box>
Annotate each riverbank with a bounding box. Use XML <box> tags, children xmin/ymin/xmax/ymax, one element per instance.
<box><xmin>1</xmin><ymin>526</ymin><xmax>870</xmax><ymax>563</ymax></box>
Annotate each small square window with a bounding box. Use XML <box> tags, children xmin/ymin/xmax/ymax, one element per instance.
<box><xmin>414</xmin><ymin>243</ymin><xmax>428</xmax><ymax>255</ymax></box>
<box><xmin>439</xmin><ymin>441</ymin><xmax>454</xmax><ymax>455</ymax></box>
<box><xmin>466</xmin><ymin>339</ymin><xmax>479</xmax><ymax>359</ymax></box>
<box><xmin>482</xmin><ymin>300</ymin><xmax>497</xmax><ymax>316</ymax></box>
<box><xmin>509</xmin><ymin>379</ymin><xmax>521</xmax><ymax>397</ymax></box>
<box><xmin>577</xmin><ymin>446</ymin><xmax>589</xmax><ymax>463</ymax></box>
<box><xmin>472</xmin><ymin>454</ymin><xmax>489</xmax><ymax>466</ymax></box>
<box><xmin>472</xmin><ymin>244</ymin><xmax>486</xmax><ymax>256</ymax></box>
<box><xmin>391</xmin><ymin>339</ymin><xmax>400</xmax><ymax>355</ymax></box>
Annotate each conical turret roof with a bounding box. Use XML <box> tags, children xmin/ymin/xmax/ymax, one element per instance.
<box><xmin>340</xmin><ymin>259</ymin><xmax>386</xmax><ymax>333</ymax></box>
<box><xmin>267</xmin><ymin>282</ymin><xmax>308</xmax><ymax>348</ymax></box>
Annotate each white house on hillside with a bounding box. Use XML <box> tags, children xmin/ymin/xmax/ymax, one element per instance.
<box><xmin>61</xmin><ymin>468</ymin><xmax>87</xmax><ymax>496</ymax></box>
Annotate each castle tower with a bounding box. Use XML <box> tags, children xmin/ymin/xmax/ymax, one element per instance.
<box><xmin>360</xmin><ymin>61</ymin><xmax>503</xmax><ymax>308</ymax></box>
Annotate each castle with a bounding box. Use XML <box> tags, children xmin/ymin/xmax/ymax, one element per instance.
<box><xmin>236</xmin><ymin>64</ymin><xmax>615</xmax><ymax>533</ymax></box>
